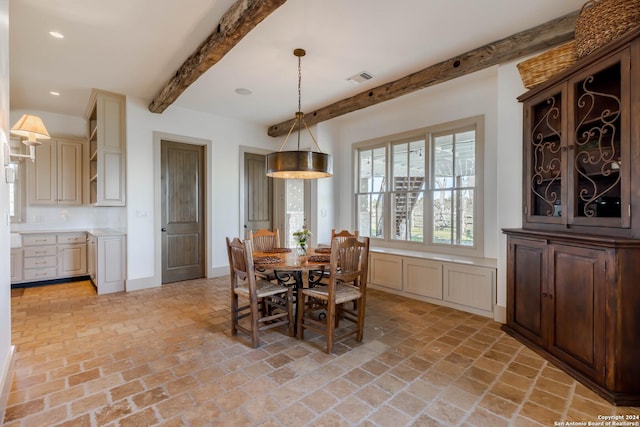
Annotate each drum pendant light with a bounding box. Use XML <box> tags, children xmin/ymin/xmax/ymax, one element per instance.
<box><xmin>266</xmin><ymin>49</ymin><xmax>332</xmax><ymax>179</ymax></box>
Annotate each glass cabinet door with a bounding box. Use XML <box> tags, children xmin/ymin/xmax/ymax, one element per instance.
<box><xmin>525</xmin><ymin>88</ymin><xmax>567</xmax><ymax>224</ymax></box>
<box><xmin>568</xmin><ymin>50</ymin><xmax>630</xmax><ymax>228</ymax></box>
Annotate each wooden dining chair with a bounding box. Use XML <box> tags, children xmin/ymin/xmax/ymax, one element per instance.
<box><xmin>247</xmin><ymin>228</ymin><xmax>281</xmax><ymax>281</ymax></box>
<box><xmin>226</xmin><ymin>237</ymin><xmax>294</xmax><ymax>348</ymax></box>
<box><xmin>247</xmin><ymin>228</ymin><xmax>280</xmax><ymax>252</ymax></box>
<box><xmin>297</xmin><ymin>236</ymin><xmax>370</xmax><ymax>353</ymax></box>
<box><xmin>318</xmin><ymin>229</ymin><xmax>360</xmax><ymax>285</ymax></box>
<box><xmin>331</xmin><ymin>229</ymin><xmax>359</xmax><ymax>244</ymax></box>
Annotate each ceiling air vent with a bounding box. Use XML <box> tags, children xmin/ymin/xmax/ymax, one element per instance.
<box><xmin>347</xmin><ymin>71</ymin><xmax>374</xmax><ymax>84</ymax></box>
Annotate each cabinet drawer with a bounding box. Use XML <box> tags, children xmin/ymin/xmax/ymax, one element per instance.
<box><xmin>24</xmin><ymin>256</ymin><xmax>57</xmax><ymax>269</ymax></box>
<box><xmin>58</xmin><ymin>232</ymin><xmax>86</xmax><ymax>244</ymax></box>
<box><xmin>24</xmin><ymin>267</ymin><xmax>57</xmax><ymax>281</ymax></box>
<box><xmin>22</xmin><ymin>234</ymin><xmax>56</xmax><ymax>246</ymax></box>
<box><xmin>24</xmin><ymin>245</ymin><xmax>57</xmax><ymax>257</ymax></box>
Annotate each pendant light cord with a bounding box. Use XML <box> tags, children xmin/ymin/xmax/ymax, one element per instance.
<box><xmin>297</xmin><ymin>53</ymin><xmax>302</xmax><ymax>150</ymax></box>
<box><xmin>275</xmin><ymin>48</ymin><xmax>324</xmax><ymax>154</ymax></box>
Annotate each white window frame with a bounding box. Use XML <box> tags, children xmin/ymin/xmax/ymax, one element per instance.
<box><xmin>353</xmin><ymin>115</ymin><xmax>484</xmax><ymax>257</ymax></box>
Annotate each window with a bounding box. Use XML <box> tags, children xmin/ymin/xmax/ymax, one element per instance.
<box><xmin>355</xmin><ymin>116</ymin><xmax>483</xmax><ymax>256</ymax></box>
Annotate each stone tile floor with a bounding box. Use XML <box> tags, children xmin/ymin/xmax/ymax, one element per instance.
<box><xmin>4</xmin><ymin>278</ymin><xmax>639</xmax><ymax>426</ymax></box>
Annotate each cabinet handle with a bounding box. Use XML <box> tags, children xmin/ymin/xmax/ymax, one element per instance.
<box><xmin>542</xmin><ymin>292</ymin><xmax>548</xmax><ymax>297</ymax></box>
<box><xmin>548</xmin><ymin>294</ymin><xmax>553</xmax><ymax>299</ymax></box>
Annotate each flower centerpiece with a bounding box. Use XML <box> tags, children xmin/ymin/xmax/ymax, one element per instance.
<box><xmin>292</xmin><ymin>229</ymin><xmax>312</xmax><ymax>254</ymax></box>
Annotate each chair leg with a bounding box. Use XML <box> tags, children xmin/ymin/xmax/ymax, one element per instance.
<box><xmin>326</xmin><ymin>302</ymin><xmax>336</xmax><ymax>354</ymax></box>
<box><xmin>287</xmin><ymin>288</ymin><xmax>295</xmax><ymax>338</ymax></box>
<box><xmin>250</xmin><ymin>297</ymin><xmax>260</xmax><ymax>348</ymax></box>
<box><xmin>356</xmin><ymin>296</ymin><xmax>366</xmax><ymax>342</ymax></box>
<box><xmin>230</xmin><ymin>292</ymin><xmax>238</xmax><ymax>336</ymax></box>
<box><xmin>297</xmin><ymin>292</ymin><xmax>306</xmax><ymax>340</ymax></box>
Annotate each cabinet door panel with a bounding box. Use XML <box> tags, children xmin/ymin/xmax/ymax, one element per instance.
<box><xmin>549</xmin><ymin>244</ymin><xmax>605</xmax><ymax>382</ymax></box>
<box><xmin>524</xmin><ymin>86</ymin><xmax>567</xmax><ymax>225</ymax></box>
<box><xmin>58</xmin><ymin>244</ymin><xmax>87</xmax><ymax>277</ymax></box>
<box><xmin>404</xmin><ymin>258</ymin><xmax>442</xmax><ymax>299</ymax></box>
<box><xmin>11</xmin><ymin>249</ymin><xmax>23</xmax><ymax>283</ymax></box>
<box><xmin>57</xmin><ymin>140</ymin><xmax>83</xmax><ymax>205</ymax></box>
<box><xmin>369</xmin><ymin>253</ymin><xmax>402</xmax><ymax>290</ymax></box>
<box><xmin>443</xmin><ymin>264</ymin><xmax>494</xmax><ymax>312</ymax></box>
<box><xmin>27</xmin><ymin>142</ymin><xmax>56</xmax><ymax>205</ymax></box>
<box><xmin>567</xmin><ymin>50</ymin><xmax>630</xmax><ymax>229</ymax></box>
<box><xmin>507</xmin><ymin>237</ymin><xmax>546</xmax><ymax>347</ymax></box>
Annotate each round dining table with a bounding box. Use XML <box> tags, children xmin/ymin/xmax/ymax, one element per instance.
<box><xmin>252</xmin><ymin>247</ymin><xmax>332</xmax><ymax>333</ymax></box>
<box><xmin>252</xmin><ymin>247</ymin><xmax>331</xmax><ymax>286</ymax></box>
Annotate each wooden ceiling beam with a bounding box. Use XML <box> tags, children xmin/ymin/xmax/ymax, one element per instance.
<box><xmin>268</xmin><ymin>11</ymin><xmax>578</xmax><ymax>137</ymax></box>
<box><xmin>148</xmin><ymin>0</ymin><xmax>287</xmax><ymax>114</ymax></box>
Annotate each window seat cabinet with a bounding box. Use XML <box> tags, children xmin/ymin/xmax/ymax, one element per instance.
<box><xmin>368</xmin><ymin>250</ymin><xmax>496</xmax><ymax>318</ymax></box>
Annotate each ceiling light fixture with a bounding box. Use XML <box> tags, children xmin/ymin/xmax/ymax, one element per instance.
<box><xmin>48</xmin><ymin>31</ymin><xmax>64</xmax><ymax>39</ymax></box>
<box><xmin>49</xmin><ymin>91</ymin><xmax>60</xmax><ymax>96</ymax></box>
<box><xmin>265</xmin><ymin>48</ymin><xmax>332</xmax><ymax>179</ymax></box>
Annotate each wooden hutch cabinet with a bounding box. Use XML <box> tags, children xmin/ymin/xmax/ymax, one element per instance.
<box><xmin>503</xmin><ymin>28</ymin><xmax>640</xmax><ymax>405</ymax></box>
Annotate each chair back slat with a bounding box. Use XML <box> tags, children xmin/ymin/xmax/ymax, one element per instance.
<box><xmin>248</xmin><ymin>229</ymin><xmax>280</xmax><ymax>252</ymax></box>
<box><xmin>331</xmin><ymin>236</ymin><xmax>369</xmax><ymax>285</ymax></box>
<box><xmin>331</xmin><ymin>229</ymin><xmax>359</xmax><ymax>246</ymax></box>
<box><xmin>226</xmin><ymin>237</ymin><xmax>255</xmax><ymax>289</ymax></box>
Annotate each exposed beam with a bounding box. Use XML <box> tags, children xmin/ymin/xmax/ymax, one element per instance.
<box><xmin>268</xmin><ymin>11</ymin><xmax>578</xmax><ymax>137</ymax></box>
<box><xmin>149</xmin><ymin>0</ymin><xmax>287</xmax><ymax>114</ymax></box>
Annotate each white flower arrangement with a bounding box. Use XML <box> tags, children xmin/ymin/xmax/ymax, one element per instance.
<box><xmin>292</xmin><ymin>229</ymin><xmax>312</xmax><ymax>248</ymax></box>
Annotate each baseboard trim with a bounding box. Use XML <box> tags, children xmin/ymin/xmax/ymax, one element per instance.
<box><xmin>493</xmin><ymin>304</ymin><xmax>506</xmax><ymax>324</ymax></box>
<box><xmin>0</xmin><ymin>345</ymin><xmax>16</xmax><ymax>424</ymax></box>
<box><xmin>125</xmin><ymin>276</ymin><xmax>161</xmax><ymax>292</ymax></box>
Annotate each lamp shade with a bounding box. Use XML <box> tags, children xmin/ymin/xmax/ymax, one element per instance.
<box><xmin>266</xmin><ymin>150</ymin><xmax>333</xmax><ymax>179</ymax></box>
<box><xmin>10</xmin><ymin>114</ymin><xmax>51</xmax><ymax>146</ymax></box>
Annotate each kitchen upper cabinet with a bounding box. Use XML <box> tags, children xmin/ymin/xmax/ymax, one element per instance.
<box><xmin>85</xmin><ymin>89</ymin><xmax>126</xmax><ymax>206</ymax></box>
<box><xmin>27</xmin><ymin>137</ymin><xmax>84</xmax><ymax>205</ymax></box>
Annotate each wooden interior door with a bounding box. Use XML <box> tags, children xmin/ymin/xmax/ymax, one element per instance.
<box><xmin>161</xmin><ymin>140</ymin><xmax>205</xmax><ymax>283</ymax></box>
<box><xmin>244</xmin><ymin>152</ymin><xmax>273</xmax><ymax>238</ymax></box>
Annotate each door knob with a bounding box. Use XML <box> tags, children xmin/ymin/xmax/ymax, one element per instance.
<box><xmin>161</xmin><ymin>227</ymin><xmax>167</xmax><ymax>232</ymax></box>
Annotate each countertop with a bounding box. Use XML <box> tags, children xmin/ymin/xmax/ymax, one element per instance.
<box><xmin>10</xmin><ymin>228</ymin><xmax>126</xmax><ymax>248</ymax></box>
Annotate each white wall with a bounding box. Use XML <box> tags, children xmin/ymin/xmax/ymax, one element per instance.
<box><xmin>0</xmin><ymin>0</ymin><xmax>14</xmax><ymax>411</ymax></box>
<box><xmin>496</xmin><ymin>59</ymin><xmax>526</xmax><ymax>308</ymax></box>
<box><xmin>124</xmin><ymin>97</ymin><xmax>280</xmax><ymax>289</ymax></box>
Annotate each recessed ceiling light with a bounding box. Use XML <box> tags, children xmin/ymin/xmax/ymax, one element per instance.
<box><xmin>234</xmin><ymin>88</ymin><xmax>252</xmax><ymax>95</ymax></box>
<box><xmin>49</xmin><ymin>91</ymin><xmax>60</xmax><ymax>96</ymax></box>
<box><xmin>49</xmin><ymin>31</ymin><xmax>64</xmax><ymax>39</ymax></box>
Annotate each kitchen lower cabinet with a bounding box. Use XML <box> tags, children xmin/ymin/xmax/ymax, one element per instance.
<box><xmin>12</xmin><ymin>232</ymin><xmax>87</xmax><ymax>284</ymax></box>
<box><xmin>504</xmin><ymin>229</ymin><xmax>640</xmax><ymax>405</ymax></box>
<box><xmin>87</xmin><ymin>232</ymin><xmax>126</xmax><ymax>294</ymax></box>
<box><xmin>10</xmin><ymin>249</ymin><xmax>23</xmax><ymax>283</ymax></box>
<box><xmin>21</xmin><ymin>234</ymin><xmax>58</xmax><ymax>282</ymax></box>
<box><xmin>58</xmin><ymin>244</ymin><xmax>87</xmax><ymax>277</ymax></box>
